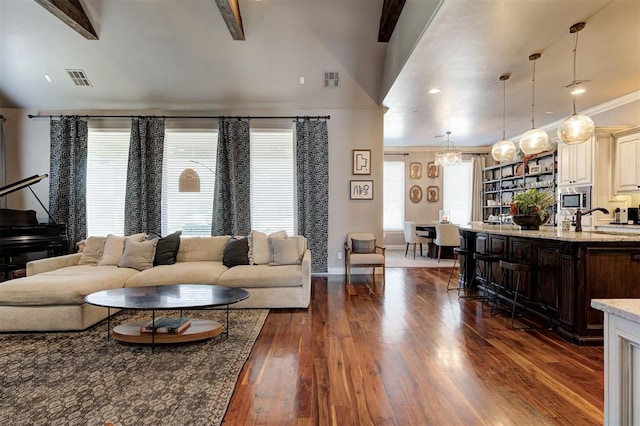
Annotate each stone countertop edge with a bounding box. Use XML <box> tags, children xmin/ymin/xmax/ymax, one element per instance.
<box><xmin>591</xmin><ymin>299</ymin><xmax>640</xmax><ymax>324</ymax></box>
<box><xmin>459</xmin><ymin>224</ymin><xmax>640</xmax><ymax>242</ymax></box>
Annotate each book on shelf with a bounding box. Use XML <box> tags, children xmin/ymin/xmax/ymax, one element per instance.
<box><xmin>140</xmin><ymin>317</ymin><xmax>191</xmax><ymax>334</ymax></box>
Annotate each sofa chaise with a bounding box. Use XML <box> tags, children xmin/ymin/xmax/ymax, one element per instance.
<box><xmin>0</xmin><ymin>232</ymin><xmax>311</xmax><ymax>332</ymax></box>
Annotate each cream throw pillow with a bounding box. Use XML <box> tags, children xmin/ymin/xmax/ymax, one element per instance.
<box><xmin>248</xmin><ymin>230</ymin><xmax>287</xmax><ymax>265</ymax></box>
<box><xmin>269</xmin><ymin>238</ymin><xmax>302</xmax><ymax>265</ymax></box>
<box><xmin>118</xmin><ymin>238</ymin><xmax>158</xmax><ymax>271</ymax></box>
<box><xmin>99</xmin><ymin>233</ymin><xmax>147</xmax><ymax>266</ymax></box>
<box><xmin>77</xmin><ymin>236</ymin><xmax>106</xmax><ymax>265</ymax></box>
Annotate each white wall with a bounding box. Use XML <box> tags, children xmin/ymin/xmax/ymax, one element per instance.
<box><xmin>0</xmin><ymin>107</ymin><xmax>384</xmax><ymax>274</ymax></box>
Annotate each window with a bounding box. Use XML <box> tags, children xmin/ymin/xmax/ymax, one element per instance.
<box><xmin>86</xmin><ymin>129</ymin><xmax>129</xmax><ymax>236</ymax></box>
<box><xmin>250</xmin><ymin>129</ymin><xmax>295</xmax><ymax>235</ymax></box>
<box><xmin>443</xmin><ymin>161</ymin><xmax>473</xmax><ymax>225</ymax></box>
<box><xmin>87</xmin><ymin>127</ymin><xmax>295</xmax><ymax>237</ymax></box>
<box><xmin>383</xmin><ymin>161</ymin><xmax>405</xmax><ymax>231</ymax></box>
<box><xmin>162</xmin><ymin>130</ymin><xmax>217</xmax><ymax>236</ymax></box>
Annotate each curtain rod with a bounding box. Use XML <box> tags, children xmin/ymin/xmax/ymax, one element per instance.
<box><xmin>384</xmin><ymin>152</ymin><xmax>409</xmax><ymax>156</ymax></box>
<box><xmin>27</xmin><ymin>114</ymin><xmax>330</xmax><ymax>120</ymax></box>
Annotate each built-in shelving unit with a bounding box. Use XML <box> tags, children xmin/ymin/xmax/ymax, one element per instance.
<box><xmin>482</xmin><ymin>150</ymin><xmax>557</xmax><ymax>225</ymax></box>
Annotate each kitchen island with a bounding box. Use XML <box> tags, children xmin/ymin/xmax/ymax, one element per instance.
<box><xmin>458</xmin><ymin>224</ymin><xmax>640</xmax><ymax>345</ymax></box>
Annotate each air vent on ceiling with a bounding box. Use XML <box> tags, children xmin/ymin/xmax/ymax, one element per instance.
<box><xmin>66</xmin><ymin>69</ymin><xmax>92</xmax><ymax>87</ymax></box>
<box><xmin>323</xmin><ymin>71</ymin><xmax>340</xmax><ymax>88</ymax></box>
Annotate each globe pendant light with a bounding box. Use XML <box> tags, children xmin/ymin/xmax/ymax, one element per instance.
<box><xmin>434</xmin><ymin>131</ymin><xmax>462</xmax><ymax>167</ymax></box>
<box><xmin>519</xmin><ymin>53</ymin><xmax>549</xmax><ymax>155</ymax></box>
<box><xmin>558</xmin><ymin>22</ymin><xmax>594</xmax><ymax>145</ymax></box>
<box><xmin>491</xmin><ymin>74</ymin><xmax>516</xmax><ymax>162</ymax></box>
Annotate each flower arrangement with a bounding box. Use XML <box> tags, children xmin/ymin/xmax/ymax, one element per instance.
<box><xmin>510</xmin><ymin>188</ymin><xmax>555</xmax><ymax>221</ymax></box>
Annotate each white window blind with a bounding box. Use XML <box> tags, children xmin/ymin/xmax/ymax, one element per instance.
<box><xmin>86</xmin><ymin>129</ymin><xmax>129</xmax><ymax>236</ymax></box>
<box><xmin>163</xmin><ymin>130</ymin><xmax>217</xmax><ymax>236</ymax></box>
<box><xmin>250</xmin><ymin>129</ymin><xmax>295</xmax><ymax>235</ymax></box>
<box><xmin>384</xmin><ymin>161</ymin><xmax>405</xmax><ymax>231</ymax></box>
<box><xmin>443</xmin><ymin>161</ymin><xmax>473</xmax><ymax>225</ymax></box>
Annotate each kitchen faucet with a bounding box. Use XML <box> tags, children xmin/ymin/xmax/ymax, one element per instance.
<box><xmin>574</xmin><ymin>207</ymin><xmax>610</xmax><ymax>232</ymax></box>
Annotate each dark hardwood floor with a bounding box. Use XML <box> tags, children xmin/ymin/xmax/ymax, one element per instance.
<box><xmin>224</xmin><ymin>267</ymin><xmax>604</xmax><ymax>425</ymax></box>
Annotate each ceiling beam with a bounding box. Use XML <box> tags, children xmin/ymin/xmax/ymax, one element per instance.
<box><xmin>215</xmin><ymin>0</ymin><xmax>245</xmax><ymax>41</ymax></box>
<box><xmin>378</xmin><ymin>0</ymin><xmax>406</xmax><ymax>42</ymax></box>
<box><xmin>34</xmin><ymin>0</ymin><xmax>98</xmax><ymax>40</ymax></box>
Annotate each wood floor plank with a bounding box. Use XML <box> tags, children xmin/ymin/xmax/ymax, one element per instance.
<box><xmin>224</xmin><ymin>268</ymin><xmax>604</xmax><ymax>425</ymax></box>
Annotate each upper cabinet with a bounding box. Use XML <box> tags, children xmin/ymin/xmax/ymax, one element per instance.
<box><xmin>615</xmin><ymin>132</ymin><xmax>640</xmax><ymax>193</ymax></box>
<box><xmin>557</xmin><ymin>137</ymin><xmax>593</xmax><ymax>186</ymax></box>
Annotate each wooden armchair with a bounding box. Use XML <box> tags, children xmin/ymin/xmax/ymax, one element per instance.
<box><xmin>344</xmin><ymin>232</ymin><xmax>386</xmax><ymax>284</ymax></box>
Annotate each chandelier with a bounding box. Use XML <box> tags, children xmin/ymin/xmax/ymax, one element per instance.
<box><xmin>435</xmin><ymin>131</ymin><xmax>462</xmax><ymax>166</ymax></box>
<box><xmin>519</xmin><ymin>53</ymin><xmax>550</xmax><ymax>155</ymax></box>
<box><xmin>491</xmin><ymin>73</ymin><xmax>516</xmax><ymax>162</ymax></box>
<box><xmin>558</xmin><ymin>22</ymin><xmax>594</xmax><ymax>145</ymax></box>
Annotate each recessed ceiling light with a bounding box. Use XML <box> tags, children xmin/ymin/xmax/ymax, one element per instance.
<box><xmin>428</xmin><ymin>88</ymin><xmax>441</xmax><ymax>94</ymax></box>
<box><xmin>545</xmin><ymin>111</ymin><xmax>554</xmax><ymax>114</ymax></box>
<box><xmin>44</xmin><ymin>74</ymin><xmax>53</xmax><ymax>83</ymax></box>
<box><xmin>570</xmin><ymin>87</ymin><xmax>586</xmax><ymax>95</ymax></box>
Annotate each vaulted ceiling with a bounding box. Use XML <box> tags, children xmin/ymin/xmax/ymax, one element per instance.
<box><xmin>1</xmin><ymin>0</ymin><xmax>639</xmax><ymax>148</ymax></box>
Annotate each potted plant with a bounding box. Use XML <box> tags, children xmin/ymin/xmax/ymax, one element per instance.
<box><xmin>510</xmin><ymin>188</ymin><xmax>555</xmax><ymax>230</ymax></box>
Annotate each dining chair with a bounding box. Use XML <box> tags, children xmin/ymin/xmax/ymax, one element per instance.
<box><xmin>434</xmin><ymin>223</ymin><xmax>460</xmax><ymax>262</ymax></box>
<box><xmin>403</xmin><ymin>221</ymin><xmax>432</xmax><ymax>259</ymax></box>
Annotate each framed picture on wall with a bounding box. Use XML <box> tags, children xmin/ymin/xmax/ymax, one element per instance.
<box><xmin>352</xmin><ymin>150</ymin><xmax>371</xmax><ymax>175</ymax></box>
<box><xmin>409</xmin><ymin>185</ymin><xmax>422</xmax><ymax>203</ymax></box>
<box><xmin>409</xmin><ymin>162</ymin><xmax>422</xmax><ymax>179</ymax></box>
<box><xmin>350</xmin><ymin>180</ymin><xmax>373</xmax><ymax>200</ymax></box>
<box><xmin>426</xmin><ymin>186</ymin><xmax>439</xmax><ymax>202</ymax></box>
<box><xmin>427</xmin><ymin>162</ymin><xmax>439</xmax><ymax>178</ymax></box>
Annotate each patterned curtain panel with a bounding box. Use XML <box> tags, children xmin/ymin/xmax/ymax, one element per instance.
<box><xmin>49</xmin><ymin>116</ymin><xmax>88</xmax><ymax>252</ymax></box>
<box><xmin>212</xmin><ymin>118</ymin><xmax>251</xmax><ymax>236</ymax></box>
<box><xmin>0</xmin><ymin>116</ymin><xmax>6</xmax><ymax>208</ymax></box>
<box><xmin>124</xmin><ymin>117</ymin><xmax>165</xmax><ymax>235</ymax></box>
<box><xmin>296</xmin><ymin>118</ymin><xmax>329</xmax><ymax>273</ymax></box>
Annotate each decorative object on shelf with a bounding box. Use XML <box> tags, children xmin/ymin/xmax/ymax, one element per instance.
<box><xmin>352</xmin><ymin>149</ymin><xmax>371</xmax><ymax>175</ymax></box>
<box><xmin>510</xmin><ymin>188</ymin><xmax>554</xmax><ymax>230</ymax></box>
<box><xmin>515</xmin><ymin>163</ymin><xmax>524</xmax><ymax>176</ymax></box>
<box><xmin>528</xmin><ymin>165</ymin><xmax>542</xmax><ymax>174</ymax></box>
<box><xmin>427</xmin><ymin>161</ymin><xmax>439</xmax><ymax>178</ymax></box>
<box><xmin>519</xmin><ymin>53</ymin><xmax>550</xmax><ymax>155</ymax></box>
<box><xmin>491</xmin><ymin>73</ymin><xmax>517</xmax><ymax>162</ymax></box>
<box><xmin>426</xmin><ymin>186</ymin><xmax>439</xmax><ymax>202</ymax></box>
<box><xmin>558</xmin><ymin>22</ymin><xmax>595</xmax><ymax>145</ymax></box>
<box><xmin>409</xmin><ymin>162</ymin><xmax>422</xmax><ymax>179</ymax></box>
<box><xmin>409</xmin><ymin>185</ymin><xmax>422</xmax><ymax>203</ymax></box>
<box><xmin>350</xmin><ymin>180</ymin><xmax>373</xmax><ymax>200</ymax></box>
<box><xmin>434</xmin><ymin>131</ymin><xmax>462</xmax><ymax>166</ymax></box>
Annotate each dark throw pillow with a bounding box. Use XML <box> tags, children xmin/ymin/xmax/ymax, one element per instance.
<box><xmin>352</xmin><ymin>238</ymin><xmax>376</xmax><ymax>254</ymax></box>
<box><xmin>223</xmin><ymin>237</ymin><xmax>250</xmax><ymax>268</ymax></box>
<box><xmin>153</xmin><ymin>230</ymin><xmax>182</xmax><ymax>266</ymax></box>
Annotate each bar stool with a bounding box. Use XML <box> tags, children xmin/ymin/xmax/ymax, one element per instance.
<box><xmin>459</xmin><ymin>252</ymin><xmax>500</xmax><ymax>301</ymax></box>
<box><xmin>495</xmin><ymin>260</ymin><xmax>535</xmax><ymax>329</ymax></box>
<box><xmin>446</xmin><ymin>247</ymin><xmax>467</xmax><ymax>291</ymax></box>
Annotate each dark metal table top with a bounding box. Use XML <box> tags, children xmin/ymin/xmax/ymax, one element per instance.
<box><xmin>84</xmin><ymin>284</ymin><xmax>250</xmax><ymax>310</ymax></box>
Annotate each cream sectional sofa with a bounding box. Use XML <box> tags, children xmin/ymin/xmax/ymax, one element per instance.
<box><xmin>0</xmin><ymin>235</ymin><xmax>311</xmax><ymax>332</ymax></box>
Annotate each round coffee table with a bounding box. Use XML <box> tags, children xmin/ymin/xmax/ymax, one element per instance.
<box><xmin>85</xmin><ymin>284</ymin><xmax>249</xmax><ymax>346</ymax></box>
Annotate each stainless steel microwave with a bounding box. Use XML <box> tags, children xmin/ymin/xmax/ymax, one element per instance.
<box><xmin>559</xmin><ymin>186</ymin><xmax>591</xmax><ymax>210</ymax></box>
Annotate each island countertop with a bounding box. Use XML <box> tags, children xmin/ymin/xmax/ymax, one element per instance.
<box><xmin>591</xmin><ymin>299</ymin><xmax>640</xmax><ymax>324</ymax></box>
<box><xmin>459</xmin><ymin>223</ymin><xmax>640</xmax><ymax>243</ymax></box>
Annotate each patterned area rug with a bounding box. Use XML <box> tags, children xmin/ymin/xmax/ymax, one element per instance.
<box><xmin>0</xmin><ymin>308</ymin><xmax>269</xmax><ymax>426</ymax></box>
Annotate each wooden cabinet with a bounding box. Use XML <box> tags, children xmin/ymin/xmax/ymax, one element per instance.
<box><xmin>557</xmin><ymin>137</ymin><xmax>592</xmax><ymax>186</ymax></box>
<box><xmin>481</xmin><ymin>151</ymin><xmax>557</xmax><ymax>224</ymax></box>
<box><xmin>615</xmin><ymin>132</ymin><xmax>640</xmax><ymax>192</ymax></box>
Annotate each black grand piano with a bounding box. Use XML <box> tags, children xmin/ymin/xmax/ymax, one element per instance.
<box><xmin>0</xmin><ymin>174</ymin><xmax>68</xmax><ymax>279</ymax></box>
